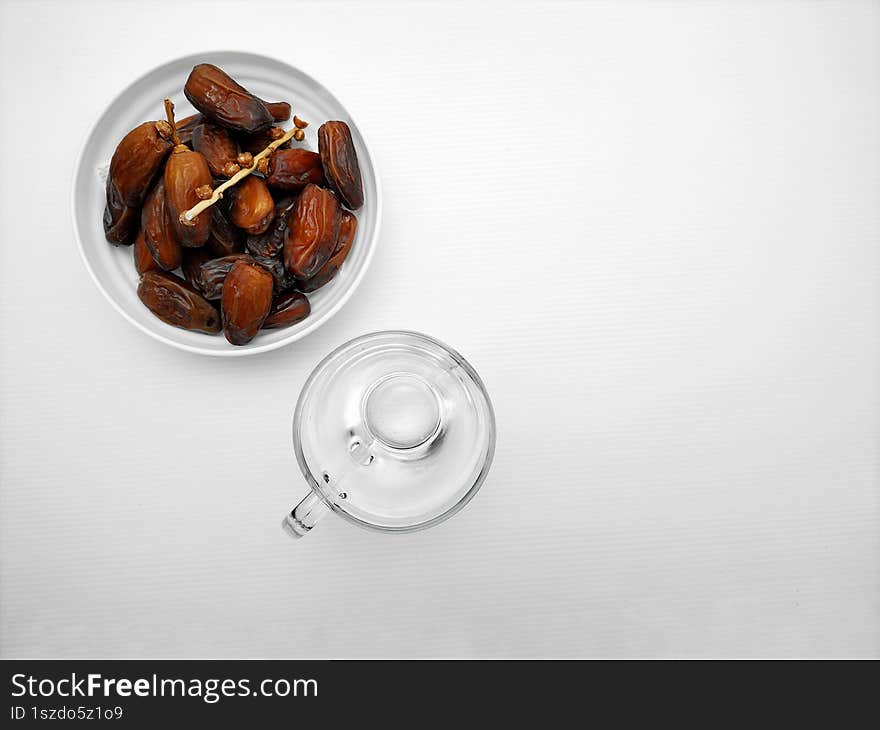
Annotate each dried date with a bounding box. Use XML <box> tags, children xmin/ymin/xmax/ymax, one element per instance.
<box><xmin>283</xmin><ymin>184</ymin><xmax>340</xmax><ymax>280</ymax></box>
<box><xmin>175</xmin><ymin>113</ymin><xmax>203</xmax><ymax>147</ymax></box>
<box><xmin>138</xmin><ymin>271</ymin><xmax>221</xmax><ymax>334</ymax></box>
<box><xmin>194</xmin><ymin>253</ymin><xmax>254</xmax><ymax>300</ymax></box>
<box><xmin>184</xmin><ymin>63</ymin><xmax>274</xmax><ymax>134</ymax></box>
<box><xmin>133</xmin><ymin>226</ymin><xmax>158</xmax><ymax>275</ymax></box>
<box><xmin>235</xmin><ymin>127</ymin><xmax>289</xmax><ymax>155</ymax></box>
<box><xmin>253</xmin><ymin>254</ymin><xmax>296</xmax><ymax>293</ymax></box>
<box><xmin>207</xmin><ymin>206</ymin><xmax>246</xmax><ymax>256</ymax></box>
<box><xmin>265</xmin><ymin>148</ymin><xmax>325</xmax><ymax>192</ymax></box>
<box><xmin>227</xmin><ymin>175</ymin><xmax>274</xmax><ymax>235</ymax></box>
<box><xmin>182</xmin><ymin>247</ymin><xmax>213</xmax><ymax>289</ymax></box>
<box><xmin>262</xmin><ymin>290</ymin><xmax>311</xmax><ymax>329</ymax></box>
<box><xmin>259</xmin><ymin>99</ymin><xmax>291</xmax><ymax>122</ymax></box>
<box><xmin>141</xmin><ymin>179</ymin><xmax>182</xmax><ymax>271</ymax></box>
<box><xmin>103</xmin><ymin>178</ymin><xmax>139</xmax><ymax>245</ymax></box>
<box><xmin>246</xmin><ymin>196</ymin><xmax>297</xmax><ymax>258</ymax></box>
<box><xmin>221</xmin><ymin>260</ymin><xmax>274</xmax><ymax>345</ymax></box>
<box><xmin>298</xmin><ymin>210</ymin><xmax>357</xmax><ymax>292</ymax></box>
<box><xmin>192</xmin><ymin>123</ymin><xmax>241</xmax><ymax>178</ymax></box>
<box><xmin>164</xmin><ymin>143</ymin><xmax>213</xmax><ymax>247</ymax></box>
<box><xmin>108</xmin><ymin>120</ymin><xmax>174</xmax><ymax>207</ymax></box>
<box><xmin>318</xmin><ymin>121</ymin><xmax>363</xmax><ymax>210</ymax></box>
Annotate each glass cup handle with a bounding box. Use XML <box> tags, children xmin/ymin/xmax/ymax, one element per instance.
<box><xmin>282</xmin><ymin>490</ymin><xmax>329</xmax><ymax>539</ymax></box>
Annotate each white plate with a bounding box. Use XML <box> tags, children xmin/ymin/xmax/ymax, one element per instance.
<box><xmin>72</xmin><ymin>51</ymin><xmax>380</xmax><ymax>357</ymax></box>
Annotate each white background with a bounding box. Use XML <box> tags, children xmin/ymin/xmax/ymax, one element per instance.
<box><xmin>1</xmin><ymin>0</ymin><xmax>878</xmax><ymax>657</ymax></box>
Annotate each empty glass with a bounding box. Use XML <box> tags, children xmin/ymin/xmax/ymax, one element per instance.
<box><xmin>283</xmin><ymin>331</ymin><xmax>496</xmax><ymax>537</ymax></box>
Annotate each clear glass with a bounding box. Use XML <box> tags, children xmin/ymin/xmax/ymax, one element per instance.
<box><xmin>282</xmin><ymin>331</ymin><xmax>496</xmax><ymax>537</ymax></box>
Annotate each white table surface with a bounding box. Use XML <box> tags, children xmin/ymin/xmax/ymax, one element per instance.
<box><xmin>1</xmin><ymin>0</ymin><xmax>878</xmax><ymax>658</ymax></box>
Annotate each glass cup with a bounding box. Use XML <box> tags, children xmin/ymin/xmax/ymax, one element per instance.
<box><xmin>283</xmin><ymin>331</ymin><xmax>496</xmax><ymax>537</ymax></box>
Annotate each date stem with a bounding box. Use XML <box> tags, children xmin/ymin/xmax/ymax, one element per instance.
<box><xmin>163</xmin><ymin>98</ymin><xmax>183</xmax><ymax>147</ymax></box>
<box><xmin>179</xmin><ymin>126</ymin><xmax>298</xmax><ymax>225</ymax></box>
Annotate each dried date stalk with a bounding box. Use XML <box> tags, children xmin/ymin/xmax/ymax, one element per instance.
<box><xmin>179</xmin><ymin>126</ymin><xmax>298</xmax><ymax>225</ymax></box>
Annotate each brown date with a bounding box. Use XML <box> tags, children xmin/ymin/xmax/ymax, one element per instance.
<box><xmin>246</xmin><ymin>196</ymin><xmax>297</xmax><ymax>258</ymax></box>
<box><xmin>253</xmin><ymin>254</ymin><xmax>297</xmax><ymax>293</ymax></box>
<box><xmin>298</xmin><ymin>211</ymin><xmax>357</xmax><ymax>292</ymax></box>
<box><xmin>191</xmin><ymin>123</ymin><xmax>241</xmax><ymax>178</ymax></box>
<box><xmin>221</xmin><ymin>260</ymin><xmax>274</xmax><ymax>345</ymax></box>
<box><xmin>263</xmin><ymin>290</ymin><xmax>311</xmax><ymax>329</ymax></box>
<box><xmin>103</xmin><ymin>178</ymin><xmax>138</xmax><ymax>245</ymax></box>
<box><xmin>175</xmin><ymin>113</ymin><xmax>203</xmax><ymax>147</ymax></box>
<box><xmin>182</xmin><ymin>247</ymin><xmax>213</xmax><ymax>289</ymax></box>
<box><xmin>138</xmin><ymin>271</ymin><xmax>221</xmax><ymax>334</ymax></box>
<box><xmin>164</xmin><ymin>144</ymin><xmax>213</xmax><ymax>247</ymax></box>
<box><xmin>108</xmin><ymin>121</ymin><xmax>174</xmax><ymax>207</ymax></box>
<box><xmin>336</xmin><ymin>210</ymin><xmax>358</xmax><ymax>251</ymax></box>
<box><xmin>194</xmin><ymin>253</ymin><xmax>254</xmax><ymax>300</ymax></box>
<box><xmin>235</xmin><ymin>127</ymin><xmax>289</xmax><ymax>155</ymax></box>
<box><xmin>318</xmin><ymin>121</ymin><xmax>364</xmax><ymax>210</ymax></box>
<box><xmin>265</xmin><ymin>148</ymin><xmax>325</xmax><ymax>192</ymax></box>
<box><xmin>207</xmin><ymin>206</ymin><xmax>245</xmax><ymax>256</ymax></box>
<box><xmin>283</xmin><ymin>184</ymin><xmax>340</xmax><ymax>279</ymax></box>
<box><xmin>259</xmin><ymin>99</ymin><xmax>292</xmax><ymax>122</ymax></box>
<box><xmin>227</xmin><ymin>175</ymin><xmax>274</xmax><ymax>235</ymax></box>
<box><xmin>133</xmin><ymin>226</ymin><xmax>158</xmax><ymax>275</ymax></box>
<box><xmin>184</xmin><ymin>63</ymin><xmax>274</xmax><ymax>134</ymax></box>
<box><xmin>141</xmin><ymin>179</ymin><xmax>182</xmax><ymax>271</ymax></box>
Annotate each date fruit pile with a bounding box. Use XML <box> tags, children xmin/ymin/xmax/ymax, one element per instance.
<box><xmin>102</xmin><ymin>63</ymin><xmax>364</xmax><ymax>346</ymax></box>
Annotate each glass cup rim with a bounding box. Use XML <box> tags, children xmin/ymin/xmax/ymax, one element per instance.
<box><xmin>291</xmin><ymin>330</ymin><xmax>496</xmax><ymax>533</ymax></box>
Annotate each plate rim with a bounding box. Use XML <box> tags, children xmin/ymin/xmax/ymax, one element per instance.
<box><xmin>71</xmin><ymin>49</ymin><xmax>381</xmax><ymax>357</ymax></box>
